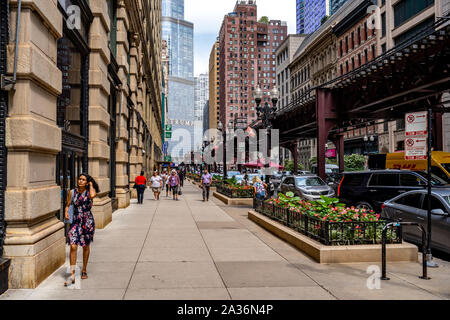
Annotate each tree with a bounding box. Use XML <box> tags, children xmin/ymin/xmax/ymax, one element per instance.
<box><xmin>258</xmin><ymin>16</ymin><xmax>269</xmax><ymax>24</ymax></box>
<box><xmin>310</xmin><ymin>154</ymin><xmax>366</xmax><ymax>171</ymax></box>
<box><xmin>321</xmin><ymin>15</ymin><xmax>330</xmax><ymax>25</ymax></box>
<box><xmin>284</xmin><ymin>160</ymin><xmax>304</xmax><ymax>172</ymax></box>
<box><xmin>344</xmin><ymin>154</ymin><xmax>365</xmax><ymax>171</ymax></box>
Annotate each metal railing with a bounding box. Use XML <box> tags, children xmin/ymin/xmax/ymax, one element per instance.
<box><xmin>253</xmin><ymin>199</ymin><xmax>402</xmax><ymax>246</ymax></box>
<box><xmin>217</xmin><ymin>184</ymin><xmax>254</xmax><ymax>198</ymax></box>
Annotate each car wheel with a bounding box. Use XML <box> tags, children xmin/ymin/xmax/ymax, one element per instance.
<box><xmin>355</xmin><ymin>201</ymin><xmax>374</xmax><ymax>211</ymax></box>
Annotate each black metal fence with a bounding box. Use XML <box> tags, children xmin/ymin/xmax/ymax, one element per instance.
<box><xmin>217</xmin><ymin>184</ymin><xmax>254</xmax><ymax>199</ymax></box>
<box><xmin>253</xmin><ymin>199</ymin><xmax>402</xmax><ymax>246</ymax></box>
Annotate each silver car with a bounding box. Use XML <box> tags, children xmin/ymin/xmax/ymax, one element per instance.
<box><xmin>382</xmin><ymin>189</ymin><xmax>450</xmax><ymax>255</ymax></box>
<box><xmin>279</xmin><ymin>175</ymin><xmax>335</xmax><ymax>201</ymax></box>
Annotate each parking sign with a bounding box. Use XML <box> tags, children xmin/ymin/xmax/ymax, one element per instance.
<box><xmin>405</xmin><ymin>111</ymin><xmax>428</xmax><ymax>160</ymax></box>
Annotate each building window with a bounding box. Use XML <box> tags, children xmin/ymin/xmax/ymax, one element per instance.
<box><xmin>394</xmin><ymin>0</ymin><xmax>434</xmax><ymax>28</ymax></box>
<box><xmin>381</xmin><ymin>12</ymin><xmax>386</xmax><ymax>37</ymax></box>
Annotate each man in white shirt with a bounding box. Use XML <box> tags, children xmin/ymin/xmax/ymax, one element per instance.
<box><xmin>150</xmin><ymin>171</ymin><xmax>163</xmax><ymax>200</ymax></box>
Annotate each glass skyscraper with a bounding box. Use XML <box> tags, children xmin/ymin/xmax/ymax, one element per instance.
<box><xmin>330</xmin><ymin>0</ymin><xmax>350</xmax><ymax>15</ymax></box>
<box><xmin>162</xmin><ymin>0</ymin><xmax>195</xmax><ymax>162</ymax></box>
<box><xmin>296</xmin><ymin>0</ymin><xmax>330</xmax><ymax>34</ymax></box>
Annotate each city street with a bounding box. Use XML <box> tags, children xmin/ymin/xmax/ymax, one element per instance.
<box><xmin>1</xmin><ymin>181</ymin><xmax>449</xmax><ymax>300</ymax></box>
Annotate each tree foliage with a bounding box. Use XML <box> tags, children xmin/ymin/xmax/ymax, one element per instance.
<box><xmin>309</xmin><ymin>154</ymin><xmax>366</xmax><ymax>171</ymax></box>
<box><xmin>321</xmin><ymin>15</ymin><xmax>330</xmax><ymax>25</ymax></box>
<box><xmin>258</xmin><ymin>16</ymin><xmax>269</xmax><ymax>24</ymax></box>
<box><xmin>284</xmin><ymin>160</ymin><xmax>304</xmax><ymax>172</ymax></box>
<box><xmin>344</xmin><ymin>154</ymin><xmax>366</xmax><ymax>171</ymax></box>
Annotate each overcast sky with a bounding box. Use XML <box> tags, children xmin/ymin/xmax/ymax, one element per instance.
<box><xmin>185</xmin><ymin>0</ymin><xmax>297</xmax><ymax>76</ymax></box>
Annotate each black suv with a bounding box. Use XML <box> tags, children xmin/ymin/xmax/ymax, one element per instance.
<box><xmin>337</xmin><ymin>170</ymin><xmax>449</xmax><ymax>212</ymax></box>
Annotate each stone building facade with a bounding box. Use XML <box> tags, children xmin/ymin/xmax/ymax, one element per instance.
<box><xmin>0</xmin><ymin>0</ymin><xmax>162</xmax><ymax>289</ymax></box>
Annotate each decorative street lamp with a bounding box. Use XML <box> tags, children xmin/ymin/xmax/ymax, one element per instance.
<box><xmin>253</xmin><ymin>85</ymin><xmax>279</xmax><ymax>183</ymax></box>
<box><xmin>218</xmin><ymin>120</ymin><xmax>233</xmax><ymax>181</ymax></box>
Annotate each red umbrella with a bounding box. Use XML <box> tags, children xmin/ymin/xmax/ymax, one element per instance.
<box><xmin>244</xmin><ymin>159</ymin><xmax>284</xmax><ymax>169</ymax></box>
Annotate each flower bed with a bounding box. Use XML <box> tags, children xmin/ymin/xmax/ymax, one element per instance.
<box><xmin>217</xmin><ymin>183</ymin><xmax>254</xmax><ymax>198</ymax></box>
<box><xmin>253</xmin><ymin>192</ymin><xmax>401</xmax><ymax>246</ymax></box>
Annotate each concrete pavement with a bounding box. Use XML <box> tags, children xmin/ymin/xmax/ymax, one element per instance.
<box><xmin>1</xmin><ymin>181</ymin><xmax>449</xmax><ymax>300</ymax></box>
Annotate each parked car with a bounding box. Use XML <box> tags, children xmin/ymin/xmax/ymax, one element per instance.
<box><xmin>279</xmin><ymin>175</ymin><xmax>335</xmax><ymax>201</ymax></box>
<box><xmin>337</xmin><ymin>169</ymin><xmax>449</xmax><ymax>212</ymax></box>
<box><xmin>382</xmin><ymin>189</ymin><xmax>450</xmax><ymax>255</ymax></box>
<box><xmin>226</xmin><ymin>171</ymin><xmax>241</xmax><ymax>178</ymax></box>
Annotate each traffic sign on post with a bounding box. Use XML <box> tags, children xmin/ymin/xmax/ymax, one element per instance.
<box><xmin>165</xmin><ymin>132</ymin><xmax>172</xmax><ymax>139</ymax></box>
<box><xmin>405</xmin><ymin>111</ymin><xmax>428</xmax><ymax>160</ymax></box>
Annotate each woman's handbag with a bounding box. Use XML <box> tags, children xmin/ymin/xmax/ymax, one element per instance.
<box><xmin>64</xmin><ymin>189</ymin><xmax>75</xmax><ymax>224</ymax></box>
<box><xmin>178</xmin><ymin>189</ymin><xmax>182</xmax><ymax>196</ymax></box>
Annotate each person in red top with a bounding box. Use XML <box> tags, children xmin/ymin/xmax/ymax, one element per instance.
<box><xmin>134</xmin><ymin>171</ymin><xmax>147</xmax><ymax>204</ymax></box>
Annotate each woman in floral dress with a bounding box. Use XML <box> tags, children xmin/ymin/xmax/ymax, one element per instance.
<box><xmin>64</xmin><ymin>173</ymin><xmax>98</xmax><ymax>286</ymax></box>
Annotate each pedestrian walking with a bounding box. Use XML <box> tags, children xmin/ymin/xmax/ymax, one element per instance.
<box><xmin>252</xmin><ymin>176</ymin><xmax>267</xmax><ymax>201</ymax></box>
<box><xmin>64</xmin><ymin>173</ymin><xmax>99</xmax><ymax>286</ymax></box>
<box><xmin>179</xmin><ymin>167</ymin><xmax>185</xmax><ymax>187</ymax></box>
<box><xmin>168</xmin><ymin>169</ymin><xmax>181</xmax><ymax>200</ymax></box>
<box><xmin>150</xmin><ymin>171</ymin><xmax>163</xmax><ymax>200</ymax></box>
<box><xmin>134</xmin><ymin>171</ymin><xmax>147</xmax><ymax>204</ymax></box>
<box><xmin>200</xmin><ymin>168</ymin><xmax>212</xmax><ymax>202</ymax></box>
<box><xmin>160</xmin><ymin>170</ymin><xmax>169</xmax><ymax>197</ymax></box>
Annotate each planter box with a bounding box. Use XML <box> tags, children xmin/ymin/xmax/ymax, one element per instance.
<box><xmin>0</xmin><ymin>258</ymin><xmax>11</xmax><ymax>295</ymax></box>
<box><xmin>213</xmin><ymin>192</ymin><xmax>254</xmax><ymax>206</ymax></box>
<box><xmin>248</xmin><ymin>210</ymin><xmax>418</xmax><ymax>264</ymax></box>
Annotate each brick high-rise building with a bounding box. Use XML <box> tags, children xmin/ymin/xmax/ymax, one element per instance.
<box><xmin>208</xmin><ymin>40</ymin><xmax>220</xmax><ymax>140</ymax></box>
<box><xmin>218</xmin><ymin>0</ymin><xmax>287</xmax><ymax>128</ymax></box>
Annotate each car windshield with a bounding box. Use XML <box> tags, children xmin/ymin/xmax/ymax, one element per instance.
<box><xmin>443</xmin><ymin>196</ymin><xmax>450</xmax><ymax>206</ymax></box>
<box><xmin>416</xmin><ymin>171</ymin><xmax>448</xmax><ymax>186</ymax></box>
<box><xmin>442</xmin><ymin>163</ymin><xmax>450</xmax><ymax>173</ymax></box>
<box><xmin>296</xmin><ymin>177</ymin><xmax>326</xmax><ymax>187</ymax></box>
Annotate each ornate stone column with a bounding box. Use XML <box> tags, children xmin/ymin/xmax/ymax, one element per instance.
<box><xmin>4</xmin><ymin>0</ymin><xmax>65</xmax><ymax>288</ymax></box>
<box><xmin>88</xmin><ymin>0</ymin><xmax>112</xmax><ymax>228</ymax></box>
<box><xmin>115</xmin><ymin>0</ymin><xmax>131</xmax><ymax>208</ymax></box>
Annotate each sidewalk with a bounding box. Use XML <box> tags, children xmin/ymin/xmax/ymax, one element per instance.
<box><xmin>1</xmin><ymin>181</ymin><xmax>449</xmax><ymax>300</ymax></box>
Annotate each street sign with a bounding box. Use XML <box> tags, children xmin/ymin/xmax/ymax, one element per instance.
<box><xmin>165</xmin><ymin>124</ymin><xmax>172</xmax><ymax>132</ymax></box>
<box><xmin>165</xmin><ymin>132</ymin><xmax>172</xmax><ymax>139</ymax></box>
<box><xmin>164</xmin><ymin>155</ymin><xmax>171</xmax><ymax>162</ymax></box>
<box><xmin>405</xmin><ymin>111</ymin><xmax>428</xmax><ymax>160</ymax></box>
<box><xmin>405</xmin><ymin>111</ymin><xmax>427</xmax><ymax>136</ymax></box>
<box><xmin>405</xmin><ymin>137</ymin><xmax>427</xmax><ymax>160</ymax></box>
<box><xmin>162</xmin><ymin>141</ymin><xmax>169</xmax><ymax>156</ymax></box>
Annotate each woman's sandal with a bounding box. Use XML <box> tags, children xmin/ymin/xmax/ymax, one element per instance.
<box><xmin>81</xmin><ymin>271</ymin><xmax>88</xmax><ymax>279</ymax></box>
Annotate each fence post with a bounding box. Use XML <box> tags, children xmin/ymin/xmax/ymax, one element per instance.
<box><xmin>304</xmin><ymin>215</ymin><xmax>308</xmax><ymax>235</ymax></box>
<box><xmin>324</xmin><ymin>221</ymin><xmax>330</xmax><ymax>245</ymax></box>
<box><xmin>381</xmin><ymin>225</ymin><xmax>390</xmax><ymax>280</ymax></box>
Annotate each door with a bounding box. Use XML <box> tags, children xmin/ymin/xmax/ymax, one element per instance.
<box><xmin>399</xmin><ymin>173</ymin><xmax>426</xmax><ymax>193</ymax></box>
<box><xmin>390</xmin><ymin>192</ymin><xmax>424</xmax><ymax>243</ymax></box>
<box><xmin>367</xmin><ymin>173</ymin><xmax>401</xmax><ymax>209</ymax></box>
<box><xmin>421</xmin><ymin>195</ymin><xmax>450</xmax><ymax>254</ymax></box>
<box><xmin>280</xmin><ymin>177</ymin><xmax>293</xmax><ymax>194</ymax></box>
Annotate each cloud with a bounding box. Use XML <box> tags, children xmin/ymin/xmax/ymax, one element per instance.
<box><xmin>185</xmin><ymin>0</ymin><xmax>296</xmax><ymax>76</ymax></box>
